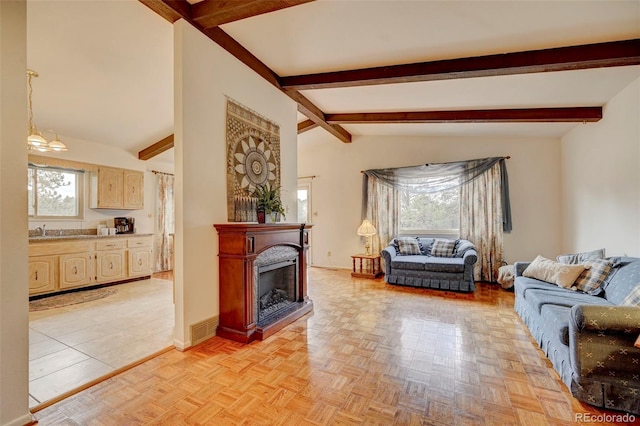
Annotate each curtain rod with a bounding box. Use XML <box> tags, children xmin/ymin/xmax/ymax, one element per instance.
<box><xmin>297</xmin><ymin>175</ymin><xmax>316</xmax><ymax>179</ymax></box>
<box><xmin>152</xmin><ymin>170</ymin><xmax>174</xmax><ymax>176</ymax></box>
<box><xmin>360</xmin><ymin>156</ymin><xmax>511</xmax><ymax>173</ymax></box>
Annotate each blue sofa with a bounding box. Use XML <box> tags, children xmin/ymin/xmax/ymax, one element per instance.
<box><xmin>514</xmin><ymin>256</ymin><xmax>640</xmax><ymax>414</ymax></box>
<box><xmin>381</xmin><ymin>237</ymin><xmax>478</xmax><ymax>292</ymax></box>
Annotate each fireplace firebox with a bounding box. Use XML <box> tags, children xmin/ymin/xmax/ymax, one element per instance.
<box><xmin>257</xmin><ymin>257</ymin><xmax>298</xmax><ymax>325</ymax></box>
<box><xmin>214</xmin><ymin>223</ymin><xmax>312</xmax><ymax>343</ymax></box>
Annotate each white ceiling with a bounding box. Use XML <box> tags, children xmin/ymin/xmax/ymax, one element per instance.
<box><xmin>26</xmin><ymin>0</ymin><xmax>640</xmax><ymax>156</ymax></box>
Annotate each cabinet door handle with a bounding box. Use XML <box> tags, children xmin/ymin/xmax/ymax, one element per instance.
<box><xmin>138</xmin><ymin>259</ymin><xmax>143</xmax><ymax>266</ymax></box>
<box><xmin>106</xmin><ymin>244</ymin><xmax>115</xmax><ymax>247</ymax></box>
<box><xmin>109</xmin><ymin>262</ymin><xmax>113</xmax><ymax>270</ymax></box>
<box><xmin>35</xmin><ymin>271</ymin><xmax>38</xmax><ymax>280</ymax></box>
<box><xmin>109</xmin><ymin>183</ymin><xmax>112</xmax><ymax>191</ymax></box>
<box><xmin>73</xmin><ymin>266</ymin><xmax>78</xmax><ymax>275</ymax></box>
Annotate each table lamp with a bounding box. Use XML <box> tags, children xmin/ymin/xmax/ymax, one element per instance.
<box><xmin>357</xmin><ymin>219</ymin><xmax>377</xmax><ymax>255</ymax></box>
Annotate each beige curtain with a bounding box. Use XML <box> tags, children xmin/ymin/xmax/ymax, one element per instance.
<box><xmin>364</xmin><ymin>177</ymin><xmax>398</xmax><ymax>256</ymax></box>
<box><xmin>460</xmin><ymin>162</ymin><xmax>504</xmax><ymax>282</ymax></box>
<box><xmin>155</xmin><ymin>173</ymin><xmax>175</xmax><ymax>272</ymax></box>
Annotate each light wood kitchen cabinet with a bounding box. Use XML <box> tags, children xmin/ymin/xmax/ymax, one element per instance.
<box><xmin>93</xmin><ymin>166</ymin><xmax>123</xmax><ymax>209</ymax></box>
<box><xmin>28</xmin><ymin>255</ymin><xmax>57</xmax><ymax>294</ymax></box>
<box><xmin>96</xmin><ymin>250</ymin><xmax>126</xmax><ymax>283</ymax></box>
<box><xmin>95</xmin><ymin>239</ymin><xmax>126</xmax><ymax>283</ymax></box>
<box><xmin>123</xmin><ymin>170</ymin><xmax>144</xmax><ymax>209</ymax></box>
<box><xmin>129</xmin><ymin>248</ymin><xmax>152</xmax><ymax>277</ymax></box>
<box><xmin>29</xmin><ymin>235</ymin><xmax>153</xmax><ymax>297</ymax></box>
<box><xmin>90</xmin><ymin>166</ymin><xmax>144</xmax><ymax>210</ymax></box>
<box><xmin>59</xmin><ymin>252</ymin><xmax>95</xmax><ymax>289</ymax></box>
<box><xmin>128</xmin><ymin>236</ymin><xmax>153</xmax><ymax>277</ymax></box>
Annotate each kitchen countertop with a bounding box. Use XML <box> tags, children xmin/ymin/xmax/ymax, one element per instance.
<box><xmin>29</xmin><ymin>233</ymin><xmax>153</xmax><ymax>243</ymax></box>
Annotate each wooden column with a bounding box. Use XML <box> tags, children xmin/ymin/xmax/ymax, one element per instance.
<box><xmin>213</xmin><ymin>223</ymin><xmax>313</xmax><ymax>343</ymax></box>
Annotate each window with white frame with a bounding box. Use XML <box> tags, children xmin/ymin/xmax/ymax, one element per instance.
<box><xmin>28</xmin><ymin>165</ymin><xmax>84</xmax><ymax>219</ymax></box>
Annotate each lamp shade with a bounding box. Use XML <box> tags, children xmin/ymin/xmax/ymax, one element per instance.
<box><xmin>357</xmin><ymin>219</ymin><xmax>377</xmax><ymax>236</ymax></box>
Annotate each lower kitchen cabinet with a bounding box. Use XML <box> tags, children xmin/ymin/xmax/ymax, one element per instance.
<box><xmin>96</xmin><ymin>250</ymin><xmax>126</xmax><ymax>283</ymax></box>
<box><xmin>59</xmin><ymin>252</ymin><xmax>95</xmax><ymax>289</ymax></box>
<box><xmin>28</xmin><ymin>255</ymin><xmax>57</xmax><ymax>294</ymax></box>
<box><xmin>29</xmin><ymin>234</ymin><xmax>153</xmax><ymax>296</ymax></box>
<box><xmin>129</xmin><ymin>248</ymin><xmax>152</xmax><ymax>277</ymax></box>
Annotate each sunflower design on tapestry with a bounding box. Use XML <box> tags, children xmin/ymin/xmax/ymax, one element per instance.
<box><xmin>226</xmin><ymin>98</ymin><xmax>281</xmax><ymax>221</ymax></box>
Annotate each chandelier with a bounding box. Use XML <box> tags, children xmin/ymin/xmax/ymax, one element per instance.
<box><xmin>27</xmin><ymin>69</ymin><xmax>67</xmax><ymax>152</ymax></box>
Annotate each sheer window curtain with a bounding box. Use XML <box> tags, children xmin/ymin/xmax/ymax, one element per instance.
<box><xmin>363</xmin><ymin>176</ymin><xmax>398</xmax><ymax>255</ymax></box>
<box><xmin>363</xmin><ymin>157</ymin><xmax>511</xmax><ymax>282</ymax></box>
<box><xmin>459</xmin><ymin>162</ymin><xmax>504</xmax><ymax>282</ymax></box>
<box><xmin>155</xmin><ymin>172</ymin><xmax>175</xmax><ymax>272</ymax></box>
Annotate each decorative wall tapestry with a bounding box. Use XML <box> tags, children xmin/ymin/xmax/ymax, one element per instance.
<box><xmin>226</xmin><ymin>98</ymin><xmax>281</xmax><ymax>221</ymax></box>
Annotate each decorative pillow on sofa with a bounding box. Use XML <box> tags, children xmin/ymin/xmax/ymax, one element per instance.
<box><xmin>431</xmin><ymin>239</ymin><xmax>456</xmax><ymax>257</ymax></box>
<box><xmin>620</xmin><ymin>284</ymin><xmax>640</xmax><ymax>306</ymax></box>
<box><xmin>523</xmin><ymin>255</ymin><xmax>587</xmax><ymax>289</ymax></box>
<box><xmin>394</xmin><ymin>237</ymin><xmax>422</xmax><ymax>255</ymax></box>
<box><xmin>573</xmin><ymin>258</ymin><xmax>612</xmax><ymax>295</ymax></box>
<box><xmin>454</xmin><ymin>240</ymin><xmax>475</xmax><ymax>257</ymax></box>
<box><xmin>556</xmin><ymin>248</ymin><xmax>605</xmax><ymax>264</ymax></box>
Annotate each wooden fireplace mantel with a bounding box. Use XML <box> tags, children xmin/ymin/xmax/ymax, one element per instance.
<box><xmin>213</xmin><ymin>223</ymin><xmax>313</xmax><ymax>343</ymax></box>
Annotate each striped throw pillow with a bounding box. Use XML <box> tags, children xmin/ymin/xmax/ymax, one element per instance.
<box><xmin>431</xmin><ymin>239</ymin><xmax>456</xmax><ymax>257</ymax></box>
<box><xmin>574</xmin><ymin>258</ymin><xmax>612</xmax><ymax>294</ymax></box>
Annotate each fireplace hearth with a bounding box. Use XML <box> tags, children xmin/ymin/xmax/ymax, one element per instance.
<box><xmin>214</xmin><ymin>223</ymin><xmax>313</xmax><ymax>343</ymax></box>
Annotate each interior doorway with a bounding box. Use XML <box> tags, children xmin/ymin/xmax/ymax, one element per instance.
<box><xmin>297</xmin><ymin>178</ymin><xmax>313</xmax><ymax>265</ymax></box>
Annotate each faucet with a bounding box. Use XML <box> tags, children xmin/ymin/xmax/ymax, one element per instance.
<box><xmin>35</xmin><ymin>224</ymin><xmax>46</xmax><ymax>237</ymax></box>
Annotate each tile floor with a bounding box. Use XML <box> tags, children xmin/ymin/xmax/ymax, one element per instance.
<box><xmin>28</xmin><ymin>276</ymin><xmax>175</xmax><ymax>408</ymax></box>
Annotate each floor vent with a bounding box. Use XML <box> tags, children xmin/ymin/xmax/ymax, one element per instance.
<box><xmin>190</xmin><ymin>316</ymin><xmax>219</xmax><ymax>346</ymax></box>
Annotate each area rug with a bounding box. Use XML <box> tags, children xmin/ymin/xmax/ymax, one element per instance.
<box><xmin>29</xmin><ymin>287</ymin><xmax>118</xmax><ymax>311</ymax></box>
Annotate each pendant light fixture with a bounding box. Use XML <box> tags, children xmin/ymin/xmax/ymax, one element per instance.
<box><xmin>27</xmin><ymin>69</ymin><xmax>67</xmax><ymax>152</ymax></box>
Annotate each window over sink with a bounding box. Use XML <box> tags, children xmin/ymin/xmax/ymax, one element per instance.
<box><xmin>28</xmin><ymin>164</ymin><xmax>84</xmax><ymax>220</ymax></box>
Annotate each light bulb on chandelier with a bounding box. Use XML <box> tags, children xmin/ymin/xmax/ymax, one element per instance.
<box><xmin>27</xmin><ymin>69</ymin><xmax>67</xmax><ymax>152</ymax></box>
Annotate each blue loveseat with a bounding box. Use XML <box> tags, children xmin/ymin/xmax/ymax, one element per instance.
<box><xmin>514</xmin><ymin>254</ymin><xmax>640</xmax><ymax>414</ymax></box>
<box><xmin>381</xmin><ymin>237</ymin><xmax>478</xmax><ymax>292</ymax></box>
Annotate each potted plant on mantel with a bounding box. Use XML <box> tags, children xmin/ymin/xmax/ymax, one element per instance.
<box><xmin>253</xmin><ymin>183</ymin><xmax>285</xmax><ymax>224</ymax></box>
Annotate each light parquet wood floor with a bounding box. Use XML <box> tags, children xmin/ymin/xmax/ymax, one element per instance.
<box><xmin>33</xmin><ymin>268</ymin><xmax>637</xmax><ymax>425</ymax></box>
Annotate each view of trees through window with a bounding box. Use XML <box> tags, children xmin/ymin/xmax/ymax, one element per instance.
<box><xmin>399</xmin><ymin>187</ymin><xmax>459</xmax><ymax>233</ymax></box>
<box><xmin>28</xmin><ymin>166</ymin><xmax>81</xmax><ymax>218</ymax></box>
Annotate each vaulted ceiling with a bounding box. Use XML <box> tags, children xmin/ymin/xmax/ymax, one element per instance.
<box><xmin>27</xmin><ymin>1</ymin><xmax>640</xmax><ymax>162</ymax></box>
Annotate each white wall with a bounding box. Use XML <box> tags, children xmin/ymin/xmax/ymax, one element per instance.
<box><xmin>561</xmin><ymin>77</ymin><xmax>640</xmax><ymax>257</ymax></box>
<box><xmin>173</xmin><ymin>20</ymin><xmax>297</xmax><ymax>348</ymax></box>
<box><xmin>31</xmin><ymin>136</ymin><xmax>174</xmax><ymax>236</ymax></box>
<box><xmin>298</xmin><ymin>132</ymin><xmax>563</xmax><ymax>269</ymax></box>
<box><xmin>0</xmin><ymin>1</ymin><xmax>32</xmax><ymax>425</ymax></box>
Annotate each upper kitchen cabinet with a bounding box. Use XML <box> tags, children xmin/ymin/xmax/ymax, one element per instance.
<box><xmin>90</xmin><ymin>166</ymin><xmax>144</xmax><ymax>210</ymax></box>
<box><xmin>123</xmin><ymin>169</ymin><xmax>144</xmax><ymax>209</ymax></box>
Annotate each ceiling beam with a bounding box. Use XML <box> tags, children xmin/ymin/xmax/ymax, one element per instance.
<box><xmin>138</xmin><ymin>134</ymin><xmax>175</xmax><ymax>160</ymax></box>
<box><xmin>138</xmin><ymin>0</ymin><xmax>191</xmax><ymax>23</ymax></box>
<box><xmin>192</xmin><ymin>0</ymin><xmax>315</xmax><ymax>28</ymax></box>
<box><xmin>297</xmin><ymin>119</ymin><xmax>318</xmax><ymax>133</ymax></box>
<box><xmin>203</xmin><ymin>27</ymin><xmax>282</xmax><ymax>89</ymax></box>
<box><xmin>202</xmin><ymin>28</ymin><xmax>350</xmax><ymax>143</ymax></box>
<box><xmin>290</xmin><ymin>92</ymin><xmax>352</xmax><ymax>142</ymax></box>
<box><xmin>281</xmin><ymin>39</ymin><xmax>640</xmax><ymax>91</ymax></box>
<box><xmin>139</xmin><ymin>0</ymin><xmax>352</xmax><ymax>143</ymax></box>
<box><xmin>325</xmin><ymin>107</ymin><xmax>603</xmax><ymax>124</ymax></box>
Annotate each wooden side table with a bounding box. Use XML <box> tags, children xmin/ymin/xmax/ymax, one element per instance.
<box><xmin>351</xmin><ymin>253</ymin><xmax>383</xmax><ymax>279</ymax></box>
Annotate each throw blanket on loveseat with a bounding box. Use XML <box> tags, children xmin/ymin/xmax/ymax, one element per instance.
<box><xmin>381</xmin><ymin>237</ymin><xmax>477</xmax><ymax>292</ymax></box>
<box><xmin>514</xmin><ymin>253</ymin><xmax>640</xmax><ymax>414</ymax></box>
